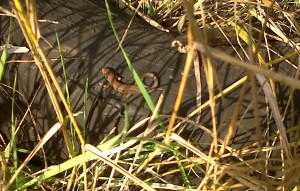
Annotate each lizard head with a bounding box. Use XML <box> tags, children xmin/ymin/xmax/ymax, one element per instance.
<box><xmin>101</xmin><ymin>67</ymin><xmax>113</xmax><ymax>77</ymax></box>
<box><xmin>102</xmin><ymin>67</ymin><xmax>123</xmax><ymax>81</ymax></box>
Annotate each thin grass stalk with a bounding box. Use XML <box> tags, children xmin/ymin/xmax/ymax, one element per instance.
<box><xmin>173</xmin><ymin>76</ymin><xmax>248</xmax><ymax>132</ymax></box>
<box><xmin>193</xmin><ymin>52</ymin><xmax>202</xmax><ymax>122</ymax></box>
<box><xmin>5</xmin><ymin>82</ymin><xmax>50</xmax><ymax>169</ymax></box>
<box><xmin>84</xmin><ymin>79</ymin><xmax>88</xmax><ymax>140</ymax></box>
<box><xmin>219</xmin><ymin>75</ymin><xmax>249</xmax><ymax>155</ymax></box>
<box><xmin>109</xmin><ymin>104</ymin><xmax>130</xmax><ymax>190</ymax></box>
<box><xmin>119</xmin><ymin>0</ymin><xmax>143</xmax><ymax>47</ymax></box>
<box><xmin>175</xmin><ymin>151</ymin><xmax>192</xmax><ymax>188</ymax></box>
<box><xmin>201</xmin><ymin>45</ymin><xmax>292</xmax><ymax>153</ymax></box>
<box><xmin>195</xmin><ymin>1</ymin><xmax>220</xmax><ymax>186</ymax></box>
<box><xmin>8</xmin><ymin>0</ymin><xmax>66</xmax><ymax>149</ymax></box>
<box><xmin>5</xmin><ymin>123</ymin><xmax>62</xmax><ymax>190</ymax></box>
<box><xmin>165</xmin><ymin>0</ymin><xmax>196</xmax><ymax>144</ymax></box>
<box><xmin>84</xmin><ymin>144</ymin><xmax>156</xmax><ymax>191</ymax></box>
<box><xmin>132</xmin><ymin>96</ymin><xmax>164</xmax><ymax>176</ymax></box>
<box><xmin>17</xmin><ymin>139</ymin><xmax>122</xmax><ymax>190</ymax></box>
<box><xmin>250</xmin><ymin>72</ymin><xmax>267</xmax><ymax>184</ymax></box>
<box><xmin>0</xmin><ymin>152</ymin><xmax>7</xmax><ymax>187</ymax></box>
<box><xmin>0</xmin><ymin>18</ymin><xmax>12</xmax><ymax>82</ymax></box>
<box><xmin>193</xmin><ymin>43</ymin><xmax>300</xmax><ymax>91</ymax></box>
<box><xmin>104</xmin><ymin>0</ymin><xmax>157</xmax><ymax>114</ymax></box>
<box><xmin>8</xmin><ymin>2</ymin><xmax>87</xmax><ymax>189</ymax></box>
<box><xmin>11</xmin><ymin>72</ymin><xmax>18</xmax><ymax>188</ymax></box>
<box><xmin>264</xmin><ymin>50</ymin><xmax>300</xmax><ymax>67</ymax></box>
<box><xmin>55</xmin><ymin>30</ymin><xmax>87</xmax><ymax>190</ymax></box>
<box><xmin>105</xmin><ymin>0</ymin><xmax>165</xmax><ymax>139</ymax></box>
<box><xmin>166</xmin><ymin>34</ymin><xmax>195</xmax><ymax>188</ymax></box>
<box><xmin>10</xmin><ymin>0</ymin><xmax>85</xmax><ymax>147</ymax></box>
<box><xmin>256</xmin><ymin>73</ymin><xmax>292</xmax><ymax>161</ymax></box>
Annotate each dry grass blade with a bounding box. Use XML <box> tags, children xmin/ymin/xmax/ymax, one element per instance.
<box><xmin>4</xmin><ymin>122</ymin><xmax>61</xmax><ymax>190</ymax></box>
<box><xmin>166</xmin><ymin>44</ymin><xmax>194</xmax><ymax>144</ymax></box>
<box><xmin>170</xmin><ymin>133</ymin><xmax>217</xmax><ymax>166</ymax></box>
<box><xmin>219</xmin><ymin>75</ymin><xmax>249</xmax><ymax>156</ymax></box>
<box><xmin>166</xmin><ymin>0</ymin><xmax>198</xmax><ymax>145</ymax></box>
<box><xmin>0</xmin><ymin>6</ymin><xmax>15</xmax><ymax>18</ymax></box>
<box><xmin>256</xmin><ymin>74</ymin><xmax>292</xmax><ymax>158</ymax></box>
<box><xmin>193</xmin><ymin>44</ymin><xmax>295</xmax><ymax>157</ymax></box>
<box><xmin>84</xmin><ymin>144</ymin><xmax>156</xmax><ymax>191</ymax></box>
<box><xmin>194</xmin><ymin>44</ymin><xmax>300</xmax><ymax>90</ymax></box>
<box><xmin>8</xmin><ymin>1</ymin><xmax>87</xmax><ymax>189</ymax></box>
<box><xmin>2</xmin><ymin>0</ymin><xmax>300</xmax><ymax>190</ymax></box>
<box><xmin>122</xmin><ymin>0</ymin><xmax>169</xmax><ymax>32</ymax></box>
<box><xmin>9</xmin><ymin>0</ymin><xmax>85</xmax><ymax>148</ymax></box>
<box><xmin>128</xmin><ymin>93</ymin><xmax>164</xmax><ymax>177</ymax></box>
<box><xmin>248</xmin><ymin>5</ymin><xmax>299</xmax><ymax>49</ymax></box>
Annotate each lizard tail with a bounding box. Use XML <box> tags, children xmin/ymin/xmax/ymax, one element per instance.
<box><xmin>142</xmin><ymin>72</ymin><xmax>159</xmax><ymax>93</ymax></box>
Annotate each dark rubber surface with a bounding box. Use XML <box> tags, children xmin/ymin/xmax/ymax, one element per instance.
<box><xmin>0</xmin><ymin>0</ymin><xmax>297</xmax><ymax>160</ymax></box>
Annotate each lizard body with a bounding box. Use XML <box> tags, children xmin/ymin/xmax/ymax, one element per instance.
<box><xmin>102</xmin><ymin>67</ymin><xmax>158</xmax><ymax>95</ymax></box>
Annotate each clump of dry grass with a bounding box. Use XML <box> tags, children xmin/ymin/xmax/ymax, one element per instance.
<box><xmin>1</xmin><ymin>0</ymin><xmax>300</xmax><ymax>190</ymax></box>
<box><xmin>120</xmin><ymin>0</ymin><xmax>300</xmax><ymax>190</ymax></box>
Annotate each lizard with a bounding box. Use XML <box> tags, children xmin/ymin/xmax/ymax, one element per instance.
<box><xmin>101</xmin><ymin>67</ymin><xmax>159</xmax><ymax>96</ymax></box>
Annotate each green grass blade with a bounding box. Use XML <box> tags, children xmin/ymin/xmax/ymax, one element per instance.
<box><xmin>0</xmin><ymin>47</ymin><xmax>8</xmax><ymax>82</ymax></box>
<box><xmin>0</xmin><ymin>18</ymin><xmax>13</xmax><ymax>82</ymax></box>
<box><xmin>84</xmin><ymin>78</ymin><xmax>88</xmax><ymax>140</ymax></box>
<box><xmin>11</xmin><ymin>72</ymin><xmax>18</xmax><ymax>187</ymax></box>
<box><xmin>16</xmin><ymin>129</ymin><xmax>128</xmax><ymax>190</ymax></box>
<box><xmin>104</xmin><ymin>0</ymin><xmax>165</xmax><ymax>131</ymax></box>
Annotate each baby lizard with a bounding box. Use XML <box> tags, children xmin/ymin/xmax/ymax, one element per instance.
<box><xmin>101</xmin><ymin>67</ymin><xmax>159</xmax><ymax>95</ymax></box>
